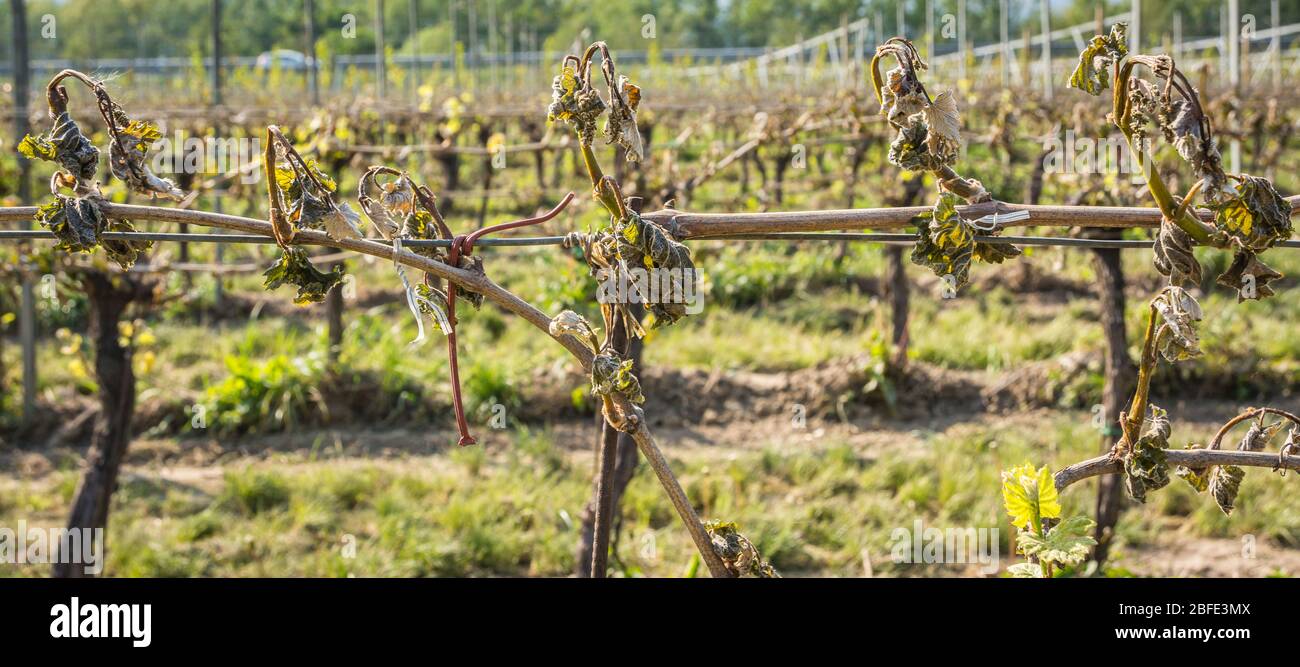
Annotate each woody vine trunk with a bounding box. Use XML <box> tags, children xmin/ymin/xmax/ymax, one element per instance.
<box><xmin>53</xmin><ymin>272</ymin><xmax>151</xmax><ymax>578</ymax></box>
<box><xmin>1089</xmin><ymin>236</ymin><xmax>1136</xmax><ymax>564</ymax></box>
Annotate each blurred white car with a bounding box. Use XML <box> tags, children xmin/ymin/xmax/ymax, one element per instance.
<box><xmin>255</xmin><ymin>49</ymin><xmax>316</xmax><ymax>71</ymax></box>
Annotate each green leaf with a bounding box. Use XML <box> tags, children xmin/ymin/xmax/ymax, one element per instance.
<box><xmin>1001</xmin><ymin>462</ymin><xmax>1060</xmax><ymax>530</ymax></box>
<box><xmin>1007</xmin><ymin>562</ymin><xmax>1045</xmax><ymax>578</ymax></box>
<box><xmin>1018</xmin><ymin>515</ymin><xmax>1097</xmax><ymax>566</ymax></box>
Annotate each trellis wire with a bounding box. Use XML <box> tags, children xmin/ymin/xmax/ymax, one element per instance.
<box><xmin>6</xmin><ymin>229</ymin><xmax>1300</xmax><ymax>251</ymax></box>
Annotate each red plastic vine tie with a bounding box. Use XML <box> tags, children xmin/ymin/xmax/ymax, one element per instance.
<box><xmin>443</xmin><ymin>192</ymin><xmax>576</xmax><ymax>447</ymax></box>
<box><xmin>444</xmin><ymin>239</ymin><xmax>475</xmax><ymax>447</ymax></box>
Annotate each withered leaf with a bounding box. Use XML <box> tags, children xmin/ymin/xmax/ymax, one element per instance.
<box><xmin>705</xmin><ymin>521</ymin><xmax>780</xmax><ymax>578</ymax></box>
<box><xmin>591</xmin><ymin>351</ymin><xmax>645</xmax><ymax>404</ymax></box>
<box><xmin>1209</xmin><ymin>464</ymin><xmax>1245</xmax><ymax>515</ymax></box>
<box><xmin>262</xmin><ymin>247</ymin><xmax>345</xmax><ymax>305</ymax></box>
<box><xmin>1068</xmin><ymin>23</ymin><xmax>1128</xmax><ymax>95</ymax></box>
<box><xmin>109</xmin><ymin>119</ymin><xmax>184</xmax><ymax>200</ymax></box>
<box><xmin>1215</xmin><ymin>249</ymin><xmax>1282</xmax><ymax>302</ymax></box>
<box><xmin>1152</xmin><ymin>220</ymin><xmax>1202</xmax><ymax>287</ymax></box>
<box><xmin>1152</xmin><ymin>286</ymin><xmax>1203</xmax><ymax>362</ymax></box>
<box><xmin>1124</xmin><ymin>405</ymin><xmax>1172</xmax><ymax>503</ymax></box>
<box><xmin>1211</xmin><ymin>175</ymin><xmax>1293</xmax><ymax>252</ymax></box>
<box><xmin>910</xmin><ymin>191</ymin><xmax>975</xmax><ymax>289</ymax></box>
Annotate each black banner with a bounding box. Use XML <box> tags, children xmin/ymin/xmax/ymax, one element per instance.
<box><xmin>2</xmin><ymin>577</ymin><xmax>1293</xmax><ymax>653</ymax></box>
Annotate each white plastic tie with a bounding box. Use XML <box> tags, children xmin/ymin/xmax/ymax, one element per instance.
<box><xmin>969</xmin><ymin>209</ymin><xmax>1031</xmax><ymax>231</ymax></box>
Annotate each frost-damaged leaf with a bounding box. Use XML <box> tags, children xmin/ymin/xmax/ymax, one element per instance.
<box><xmin>1236</xmin><ymin>414</ymin><xmax>1284</xmax><ymax>452</ymax></box>
<box><xmin>604</xmin><ymin>75</ymin><xmax>644</xmax><ymax>162</ymax></box>
<box><xmin>548</xmin><ymin>310</ymin><xmax>600</xmax><ymax>353</ymax></box>
<box><xmin>705</xmin><ymin>521</ymin><xmax>780</xmax><ymax>578</ymax></box>
<box><xmin>911</xmin><ymin>191</ymin><xmax>974</xmax><ymax>288</ymax></box>
<box><xmin>262</xmin><ymin>247</ymin><xmax>345</xmax><ymax>305</ymax></box>
<box><xmin>412</xmin><ymin>283</ymin><xmax>452</xmax><ymax>333</ymax></box>
<box><xmin>614</xmin><ymin>211</ymin><xmax>696</xmax><ymax>327</ymax></box>
<box><xmin>99</xmin><ymin>219</ymin><xmax>153</xmax><ymax>270</ymax></box>
<box><xmin>1210</xmin><ymin>175</ymin><xmax>1293</xmax><ymax>252</ymax></box>
<box><xmin>1215</xmin><ymin>250</ymin><xmax>1282</xmax><ymax>302</ymax></box>
<box><xmin>17</xmin><ymin>133</ymin><xmax>59</xmax><ymax>161</ymax></box>
<box><xmin>590</xmin><ymin>351</ymin><xmax>645</xmax><ymax>404</ymax></box>
<box><xmin>1017</xmin><ymin>515</ymin><xmax>1096</xmax><ymax>567</ymax></box>
<box><xmin>548</xmin><ymin>63</ymin><xmax>605</xmax><ymax>144</ymax></box>
<box><xmin>1123</xmin><ymin>405</ymin><xmax>1172</xmax><ymax>503</ymax></box>
<box><xmin>1175</xmin><ymin>445</ymin><xmax>1211</xmax><ymax>493</ymax></box>
<box><xmin>1279</xmin><ymin>428</ymin><xmax>1300</xmax><ymax>476</ymax></box>
<box><xmin>109</xmin><ymin>119</ymin><xmax>184</xmax><ymax>200</ymax></box>
<box><xmin>321</xmin><ymin>201</ymin><xmax>364</xmax><ymax>241</ymax></box>
<box><xmin>34</xmin><ymin>196</ymin><xmax>103</xmax><ymax>253</ymax></box>
<box><xmin>880</xmin><ymin>65</ymin><xmax>928</xmax><ymax>128</ymax></box>
<box><xmin>276</xmin><ymin>157</ymin><xmax>362</xmax><ymax>241</ymax></box>
<box><xmin>1152</xmin><ymin>286</ymin><xmax>1203</xmax><ymax>362</ymax></box>
<box><xmin>1068</xmin><ymin>23</ymin><xmax>1128</xmax><ymax>95</ymax></box>
<box><xmin>33</xmin><ymin>195</ymin><xmax>151</xmax><ymax>269</ymax></box>
<box><xmin>887</xmin><ymin>118</ymin><xmax>932</xmax><ymax>171</ymax></box>
<box><xmin>1209</xmin><ymin>464</ymin><xmax>1245</xmax><ymax>515</ymax></box>
<box><xmin>922</xmin><ymin>90</ymin><xmax>961</xmax><ymax>159</ymax></box>
<box><xmin>1001</xmin><ymin>462</ymin><xmax>1061</xmax><ymax>530</ymax></box>
<box><xmin>1163</xmin><ymin>100</ymin><xmax>1222</xmax><ymax>179</ymax></box>
<box><xmin>19</xmin><ymin>112</ymin><xmax>101</xmax><ymax>186</ymax></box>
<box><xmin>974</xmin><ymin>240</ymin><xmax>1022</xmax><ymax>264</ymax></box>
<box><xmin>1152</xmin><ymin>220</ymin><xmax>1202</xmax><ymax>287</ymax></box>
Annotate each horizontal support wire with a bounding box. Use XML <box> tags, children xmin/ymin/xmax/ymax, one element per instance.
<box><xmin>4</xmin><ymin>228</ymin><xmax>1300</xmax><ymax>251</ymax></box>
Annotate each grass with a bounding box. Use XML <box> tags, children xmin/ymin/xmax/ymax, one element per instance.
<box><xmin>3</xmin><ymin>410</ymin><xmax>1296</xmax><ymax>578</ymax></box>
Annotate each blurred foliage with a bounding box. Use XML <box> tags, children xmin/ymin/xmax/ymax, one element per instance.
<box><xmin>0</xmin><ymin>0</ymin><xmax>1274</xmax><ymax>62</ymax></box>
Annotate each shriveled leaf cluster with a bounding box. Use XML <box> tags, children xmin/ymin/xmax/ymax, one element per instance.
<box><xmin>1124</xmin><ymin>406</ymin><xmax>1172</xmax><ymax>503</ymax></box>
<box><xmin>874</xmin><ymin>39</ymin><xmax>962</xmax><ymax>173</ymax></box>
<box><xmin>19</xmin><ymin>112</ymin><xmax>100</xmax><ymax>185</ymax></box>
<box><xmin>1068</xmin><ymin>23</ymin><xmax>1128</xmax><ymax>95</ymax></box>
<box><xmin>590</xmin><ymin>351</ymin><xmax>645</xmax><ymax>404</ymax></box>
<box><xmin>910</xmin><ymin>192</ymin><xmax>1020</xmax><ymax>290</ymax></box>
<box><xmin>34</xmin><ymin>196</ymin><xmax>151</xmax><ymax>269</ymax></box>
<box><xmin>262</xmin><ymin>247</ymin><xmax>345</xmax><ymax>306</ymax></box>
<box><xmin>1152</xmin><ymin>220</ymin><xmax>1202</xmax><ymax>287</ymax></box>
<box><xmin>548</xmin><ymin>45</ymin><xmax>645</xmax><ymax>161</ymax></box>
<box><xmin>705</xmin><ymin>521</ymin><xmax>780</xmax><ymax>578</ymax></box>
<box><xmin>613</xmin><ymin>211</ymin><xmax>696</xmax><ymax>326</ymax></box>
